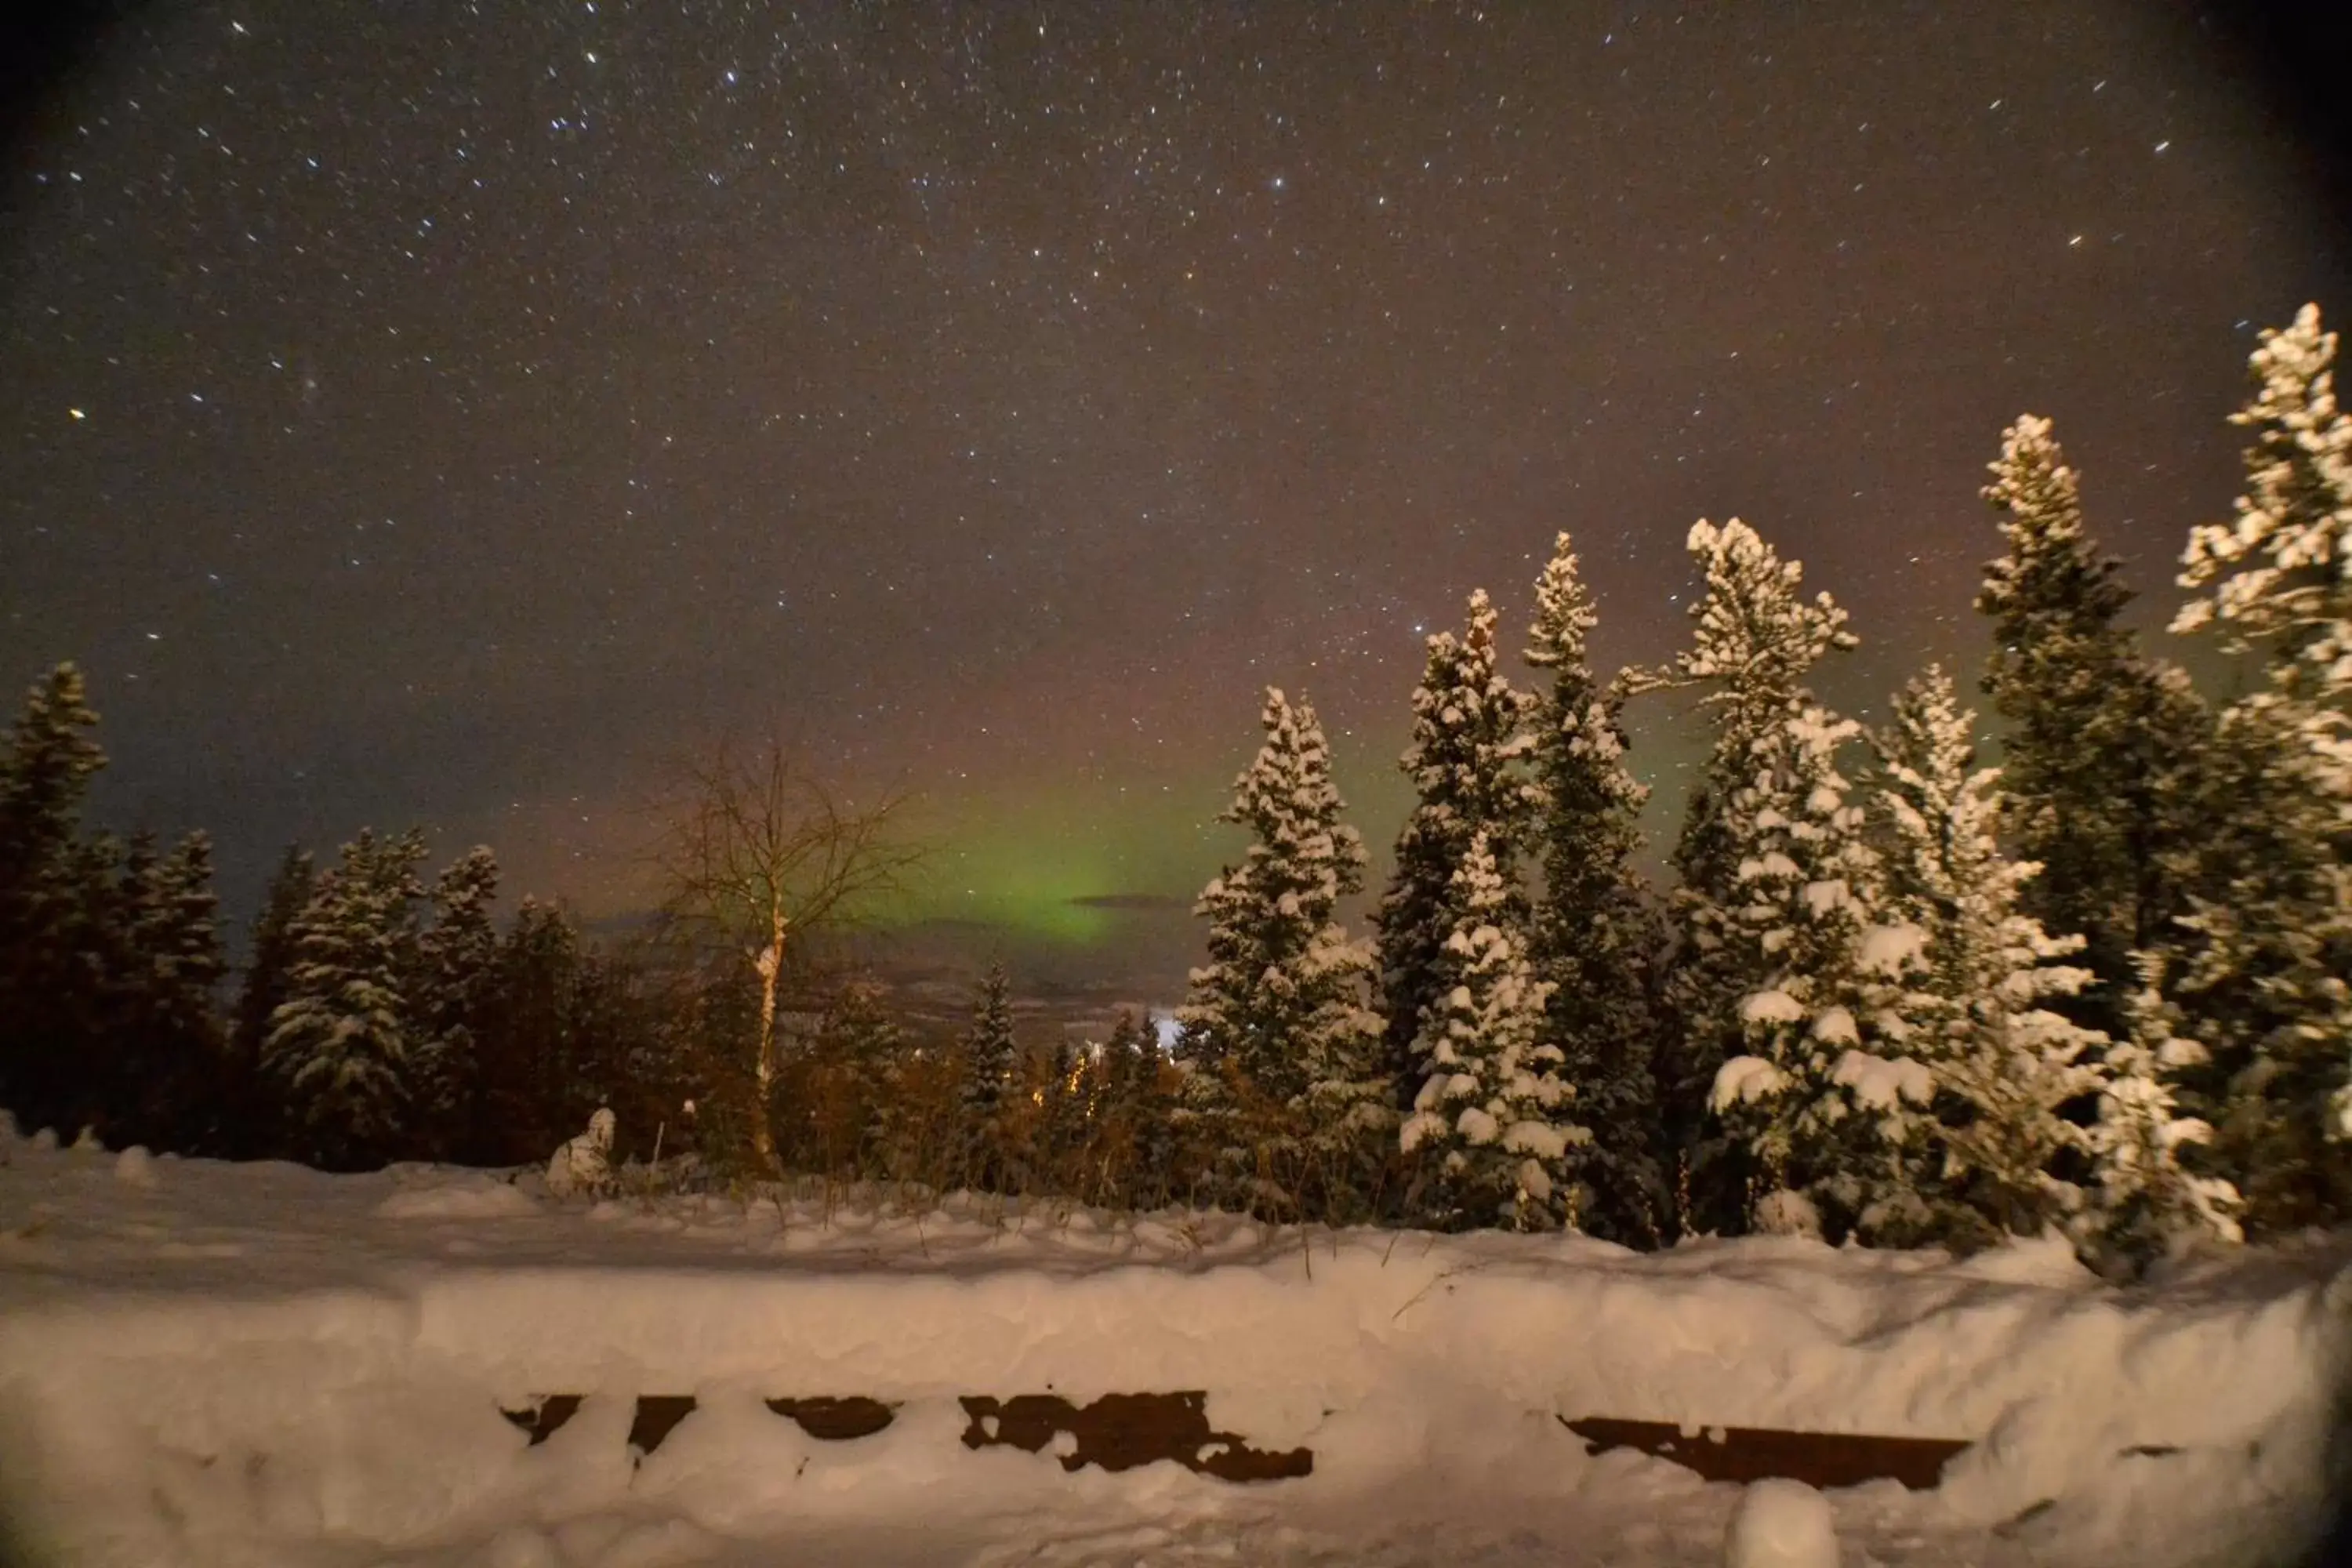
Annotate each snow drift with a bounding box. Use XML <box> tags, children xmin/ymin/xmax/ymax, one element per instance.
<box><xmin>0</xmin><ymin>1135</ymin><xmax>2345</xmax><ymax>1566</ymax></box>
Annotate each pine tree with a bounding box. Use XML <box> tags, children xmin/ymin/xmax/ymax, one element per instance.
<box><xmin>1978</xmin><ymin>415</ymin><xmax>2212</xmax><ymax>1029</ymax></box>
<box><xmin>2169</xmin><ymin>305</ymin><xmax>2352</xmax><ymax>1229</ymax></box>
<box><xmin>1523</xmin><ymin>533</ymin><xmax>1670</xmax><ymax>1244</ymax></box>
<box><xmin>561</xmin><ymin>946</ymin><xmax>668</xmax><ymax>1163</ymax></box>
<box><xmin>262</xmin><ymin>829</ymin><xmax>427</xmax><ymax>1170</ymax></box>
<box><xmin>960</xmin><ymin>963</ymin><xmax>1020</xmax><ymax>1192</ymax></box>
<box><xmin>1091</xmin><ymin>1009</ymin><xmax>1156</xmax><ymax>1204</ymax></box>
<box><xmin>1181</xmin><ymin>688</ymin><xmax>1388</xmax><ymax>1219</ymax></box>
<box><xmin>1868</xmin><ymin>666</ymin><xmax>2105</xmax><ymax>1247</ymax></box>
<box><xmin>2175</xmin><ymin>303</ymin><xmax>2352</xmax><ymax>753</ymax></box>
<box><xmin>228</xmin><ymin>845</ymin><xmax>313</xmax><ymax>1156</ymax></box>
<box><xmin>0</xmin><ymin>664</ymin><xmax>111</xmax><ymax>1138</ymax></box>
<box><xmin>112</xmin><ymin>830</ymin><xmax>226</xmax><ymax>1151</ymax></box>
<box><xmin>2075</xmin><ymin>957</ymin><xmax>2245</xmax><ymax>1273</ymax></box>
<box><xmin>489</xmin><ymin>897</ymin><xmax>587</xmax><ymax>1161</ymax></box>
<box><xmin>1705</xmin><ymin>706</ymin><xmax>1926</xmax><ymax>1237</ymax></box>
<box><xmin>412</xmin><ymin>847</ymin><xmax>501</xmax><ymax>1160</ymax></box>
<box><xmin>1637</xmin><ymin>519</ymin><xmax>1858</xmax><ymax>1233</ymax></box>
<box><xmin>1375</xmin><ymin>590</ymin><xmax>1541</xmax><ymax>1109</ymax></box>
<box><xmin>1036</xmin><ymin>1032</ymin><xmax>1086</xmax><ymax>1185</ymax></box>
<box><xmin>1400</xmin><ymin>831</ymin><xmax>1586</xmax><ymax>1230</ymax></box>
<box><xmin>0</xmin><ymin>664</ymin><xmax>104</xmax><ymax>895</ymax></box>
<box><xmin>797</xmin><ymin>978</ymin><xmax>900</xmax><ymax>1178</ymax></box>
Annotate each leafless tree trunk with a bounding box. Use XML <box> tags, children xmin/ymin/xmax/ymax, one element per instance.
<box><xmin>656</xmin><ymin>739</ymin><xmax>917</xmax><ymax>1174</ymax></box>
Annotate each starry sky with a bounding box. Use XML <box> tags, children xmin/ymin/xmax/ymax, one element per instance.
<box><xmin>2</xmin><ymin>2</ymin><xmax>2348</xmax><ymax>987</ymax></box>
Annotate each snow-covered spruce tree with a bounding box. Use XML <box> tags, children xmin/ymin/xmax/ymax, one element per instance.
<box><xmin>411</xmin><ymin>846</ymin><xmax>500</xmax><ymax>1160</ymax></box>
<box><xmin>1868</xmin><ymin>666</ymin><xmax>2106</xmax><ymax>1247</ymax></box>
<box><xmin>2074</xmin><ymin>956</ymin><xmax>2244</xmax><ymax>1274</ymax></box>
<box><xmin>1979</xmin><ymin>415</ymin><xmax>2213</xmax><ymax>1031</ymax></box>
<box><xmin>227</xmin><ymin>844</ymin><xmax>313</xmax><ymax>1157</ymax></box>
<box><xmin>1705</xmin><ymin>705</ymin><xmax>1929</xmax><ymax>1239</ymax></box>
<box><xmin>2177</xmin><ymin>303</ymin><xmax>2352</xmax><ymax>753</ymax></box>
<box><xmin>959</xmin><ymin>963</ymin><xmax>1020</xmax><ymax>1192</ymax></box>
<box><xmin>262</xmin><ymin>829</ymin><xmax>428</xmax><ymax>1170</ymax></box>
<box><xmin>2169</xmin><ymin>303</ymin><xmax>2352</xmax><ymax>1229</ymax></box>
<box><xmin>1522</xmin><ymin>534</ymin><xmax>1670</xmax><ymax>1243</ymax></box>
<box><xmin>1374</xmin><ymin>590</ymin><xmax>1541</xmax><ymax>1108</ymax></box>
<box><xmin>1400</xmin><ymin>831</ymin><xmax>1587</xmax><ymax>1230</ymax></box>
<box><xmin>1181</xmin><ymin>688</ymin><xmax>1388</xmax><ymax>1220</ymax></box>
<box><xmin>1635</xmin><ymin>519</ymin><xmax>1857</xmax><ymax>1234</ymax></box>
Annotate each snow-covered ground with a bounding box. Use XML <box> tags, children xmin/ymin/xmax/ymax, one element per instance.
<box><xmin>0</xmin><ymin>1134</ymin><xmax>2345</xmax><ymax>1567</ymax></box>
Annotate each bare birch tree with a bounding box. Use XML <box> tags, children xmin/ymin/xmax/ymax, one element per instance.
<box><xmin>655</xmin><ymin>739</ymin><xmax>917</xmax><ymax>1173</ymax></box>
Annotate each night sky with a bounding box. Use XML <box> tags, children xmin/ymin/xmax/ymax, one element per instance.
<box><xmin>3</xmin><ymin>2</ymin><xmax>2348</xmax><ymax>987</ymax></box>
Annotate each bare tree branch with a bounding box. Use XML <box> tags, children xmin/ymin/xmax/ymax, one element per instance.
<box><xmin>652</xmin><ymin>737</ymin><xmax>923</xmax><ymax>1171</ymax></box>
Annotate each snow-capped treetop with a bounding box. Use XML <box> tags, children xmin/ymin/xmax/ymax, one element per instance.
<box><xmin>1217</xmin><ymin>687</ymin><xmax>1366</xmax><ymax>915</ymax></box>
<box><xmin>1399</xmin><ymin>589</ymin><xmax>1541</xmax><ymax>835</ymax></box>
<box><xmin>0</xmin><ymin>662</ymin><xmax>106</xmax><ymax>880</ymax></box>
<box><xmin>2174</xmin><ymin>306</ymin><xmax>2352</xmax><ymax>831</ymax></box>
<box><xmin>1873</xmin><ymin>666</ymin><xmax>2029</xmax><ymax>950</ymax></box>
<box><xmin>1640</xmin><ymin>519</ymin><xmax>1857</xmax><ymax>736</ymax></box>
<box><xmin>1526</xmin><ymin>532</ymin><xmax>1600</xmax><ymax>676</ymax></box>
<box><xmin>1979</xmin><ymin>414</ymin><xmax>2136</xmax><ymax>647</ymax></box>
<box><xmin>2176</xmin><ymin>304</ymin><xmax>2352</xmax><ymax>669</ymax></box>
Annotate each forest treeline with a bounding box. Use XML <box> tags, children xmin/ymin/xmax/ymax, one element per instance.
<box><xmin>1</xmin><ymin>306</ymin><xmax>2347</xmax><ymax>1275</ymax></box>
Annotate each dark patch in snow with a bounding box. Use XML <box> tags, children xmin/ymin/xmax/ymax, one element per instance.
<box><xmin>959</xmin><ymin>1391</ymin><xmax>1312</xmax><ymax>1483</ymax></box>
<box><xmin>765</xmin><ymin>1396</ymin><xmax>898</xmax><ymax>1440</ymax></box>
<box><xmin>627</xmin><ymin>1396</ymin><xmax>697</xmax><ymax>1457</ymax></box>
<box><xmin>1559</xmin><ymin>1414</ymin><xmax>1968</xmax><ymax>1490</ymax></box>
<box><xmin>499</xmin><ymin>1394</ymin><xmax>582</xmax><ymax>1446</ymax></box>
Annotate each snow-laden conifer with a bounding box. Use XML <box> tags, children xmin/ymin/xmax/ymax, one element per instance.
<box><xmin>1636</xmin><ymin>519</ymin><xmax>1857</xmax><ymax>1233</ymax></box>
<box><xmin>959</xmin><ymin>963</ymin><xmax>1020</xmax><ymax>1192</ymax></box>
<box><xmin>1706</xmin><ymin>706</ymin><xmax>1927</xmax><ymax>1235</ymax></box>
<box><xmin>1978</xmin><ymin>415</ymin><xmax>2212</xmax><ymax>1024</ymax></box>
<box><xmin>412</xmin><ymin>846</ymin><xmax>500</xmax><ymax>1160</ymax></box>
<box><xmin>2176</xmin><ymin>303</ymin><xmax>2352</xmax><ymax>764</ymax></box>
<box><xmin>1869</xmin><ymin>666</ymin><xmax>2105</xmax><ymax>1245</ymax></box>
<box><xmin>2167</xmin><ymin>307</ymin><xmax>2352</xmax><ymax>1227</ymax></box>
<box><xmin>263</xmin><ymin>829</ymin><xmax>428</xmax><ymax>1170</ymax></box>
<box><xmin>2076</xmin><ymin>957</ymin><xmax>2245</xmax><ymax>1272</ymax></box>
<box><xmin>1400</xmin><ymin>831</ymin><xmax>1586</xmax><ymax>1230</ymax></box>
<box><xmin>1374</xmin><ymin>591</ymin><xmax>1541</xmax><ymax>1106</ymax></box>
<box><xmin>1523</xmin><ymin>534</ymin><xmax>1668</xmax><ymax>1243</ymax></box>
<box><xmin>1181</xmin><ymin>688</ymin><xmax>1388</xmax><ymax>1218</ymax></box>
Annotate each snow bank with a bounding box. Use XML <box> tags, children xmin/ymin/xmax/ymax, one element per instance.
<box><xmin>1723</xmin><ymin>1479</ymin><xmax>1837</xmax><ymax>1568</ymax></box>
<box><xmin>0</xmin><ymin>1143</ymin><xmax>2344</xmax><ymax>1566</ymax></box>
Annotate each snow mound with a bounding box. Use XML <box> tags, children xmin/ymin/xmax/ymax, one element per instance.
<box><xmin>376</xmin><ymin>1178</ymin><xmax>538</xmax><ymax>1221</ymax></box>
<box><xmin>112</xmin><ymin>1145</ymin><xmax>158</xmax><ymax>1187</ymax></box>
<box><xmin>1724</xmin><ymin>1479</ymin><xmax>1837</xmax><ymax>1568</ymax></box>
